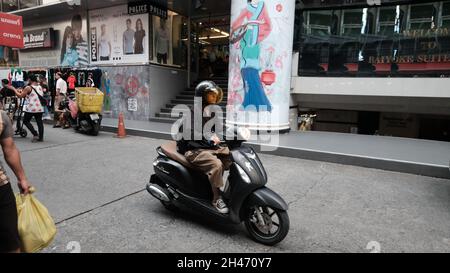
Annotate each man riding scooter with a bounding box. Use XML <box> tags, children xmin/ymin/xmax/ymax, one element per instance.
<box><xmin>148</xmin><ymin>80</ymin><xmax>290</xmax><ymax>245</ymax></box>
<box><xmin>177</xmin><ymin>81</ymin><xmax>231</xmax><ymax>214</ymax></box>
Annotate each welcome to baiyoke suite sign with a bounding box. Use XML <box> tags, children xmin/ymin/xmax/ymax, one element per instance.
<box><xmin>226</xmin><ymin>0</ymin><xmax>296</xmax><ymax>131</ymax></box>
<box><xmin>368</xmin><ymin>27</ymin><xmax>450</xmax><ymax>65</ymax></box>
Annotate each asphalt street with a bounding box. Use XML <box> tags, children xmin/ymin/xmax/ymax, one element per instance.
<box><xmin>2</xmin><ymin>124</ymin><xmax>450</xmax><ymax>253</ymax></box>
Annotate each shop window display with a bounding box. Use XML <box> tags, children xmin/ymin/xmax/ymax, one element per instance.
<box><xmin>377</xmin><ymin>7</ymin><xmax>398</xmax><ymax>36</ymax></box>
<box><xmin>297</xmin><ymin>1</ymin><xmax>450</xmax><ymax>77</ymax></box>
<box><xmin>408</xmin><ymin>3</ymin><xmax>436</xmax><ymax>30</ymax></box>
<box><xmin>151</xmin><ymin>11</ymin><xmax>188</xmax><ymax>68</ymax></box>
<box><xmin>0</xmin><ymin>47</ymin><xmax>19</xmax><ymax>67</ymax></box>
<box><xmin>53</xmin><ymin>68</ymin><xmax>102</xmax><ymax>93</ymax></box>
<box><xmin>2</xmin><ymin>0</ymin><xmax>18</xmax><ymax>12</ymax></box>
<box><xmin>441</xmin><ymin>2</ymin><xmax>450</xmax><ymax>28</ymax></box>
<box><xmin>1</xmin><ymin>0</ymin><xmax>40</xmax><ymax>11</ymax></box>
<box><xmin>89</xmin><ymin>5</ymin><xmax>149</xmax><ymax>65</ymax></box>
<box><xmin>19</xmin><ymin>0</ymin><xmax>39</xmax><ymax>9</ymax></box>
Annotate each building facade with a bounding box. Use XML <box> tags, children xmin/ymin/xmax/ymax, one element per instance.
<box><xmin>2</xmin><ymin>0</ymin><xmax>191</xmax><ymax>122</ymax></box>
<box><xmin>292</xmin><ymin>0</ymin><xmax>450</xmax><ymax>141</ymax></box>
<box><xmin>1</xmin><ymin>0</ymin><xmax>449</xmax><ymax>142</ymax></box>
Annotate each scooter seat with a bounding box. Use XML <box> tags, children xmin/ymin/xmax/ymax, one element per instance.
<box><xmin>161</xmin><ymin>141</ymin><xmax>196</xmax><ymax>169</ymax></box>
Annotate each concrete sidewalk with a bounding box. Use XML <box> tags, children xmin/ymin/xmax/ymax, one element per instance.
<box><xmin>101</xmin><ymin>118</ymin><xmax>450</xmax><ymax>179</ymax></box>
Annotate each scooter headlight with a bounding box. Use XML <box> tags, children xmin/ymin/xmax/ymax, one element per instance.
<box><xmin>236</xmin><ymin>164</ymin><xmax>251</xmax><ymax>184</ymax></box>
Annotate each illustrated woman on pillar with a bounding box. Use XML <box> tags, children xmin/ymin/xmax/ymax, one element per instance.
<box><xmin>231</xmin><ymin>0</ymin><xmax>272</xmax><ymax>112</ymax></box>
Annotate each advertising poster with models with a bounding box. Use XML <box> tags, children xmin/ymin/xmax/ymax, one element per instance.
<box><xmin>227</xmin><ymin>0</ymin><xmax>296</xmax><ymax>130</ymax></box>
<box><xmin>89</xmin><ymin>5</ymin><xmax>149</xmax><ymax>65</ymax></box>
<box><xmin>19</xmin><ymin>13</ymin><xmax>88</xmax><ymax>68</ymax></box>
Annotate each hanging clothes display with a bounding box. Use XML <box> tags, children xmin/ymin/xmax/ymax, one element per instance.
<box><xmin>10</xmin><ymin>68</ymin><xmax>26</xmax><ymax>88</ymax></box>
<box><xmin>77</xmin><ymin>71</ymin><xmax>86</xmax><ymax>87</ymax></box>
<box><xmin>24</xmin><ymin>69</ymin><xmax>48</xmax><ymax>81</ymax></box>
<box><xmin>53</xmin><ymin>67</ymin><xmax>102</xmax><ymax>90</ymax></box>
<box><xmin>67</xmin><ymin>73</ymin><xmax>77</xmax><ymax>91</ymax></box>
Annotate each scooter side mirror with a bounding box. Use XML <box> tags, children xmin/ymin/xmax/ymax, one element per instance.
<box><xmin>237</xmin><ymin>127</ymin><xmax>251</xmax><ymax>141</ymax></box>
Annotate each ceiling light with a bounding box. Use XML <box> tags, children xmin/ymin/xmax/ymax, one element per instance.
<box><xmin>199</xmin><ymin>35</ymin><xmax>229</xmax><ymax>40</ymax></box>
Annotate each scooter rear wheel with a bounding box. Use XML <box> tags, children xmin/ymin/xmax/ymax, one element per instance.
<box><xmin>91</xmin><ymin>122</ymin><xmax>100</xmax><ymax>136</ymax></box>
<box><xmin>244</xmin><ymin>206</ymin><xmax>290</xmax><ymax>246</ymax></box>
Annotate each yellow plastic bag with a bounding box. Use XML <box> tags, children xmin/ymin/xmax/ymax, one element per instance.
<box><xmin>15</xmin><ymin>188</ymin><xmax>57</xmax><ymax>253</ymax></box>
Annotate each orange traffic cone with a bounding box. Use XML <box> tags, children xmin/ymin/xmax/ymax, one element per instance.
<box><xmin>116</xmin><ymin>112</ymin><xmax>127</xmax><ymax>138</ymax></box>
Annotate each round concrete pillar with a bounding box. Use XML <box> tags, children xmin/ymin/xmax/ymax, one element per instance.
<box><xmin>226</xmin><ymin>0</ymin><xmax>296</xmax><ymax>131</ymax></box>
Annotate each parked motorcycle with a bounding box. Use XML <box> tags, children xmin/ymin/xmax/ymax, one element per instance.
<box><xmin>63</xmin><ymin>88</ymin><xmax>104</xmax><ymax>136</ymax></box>
<box><xmin>147</xmin><ymin>127</ymin><xmax>290</xmax><ymax>246</ymax></box>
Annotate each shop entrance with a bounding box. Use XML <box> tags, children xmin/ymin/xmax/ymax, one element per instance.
<box><xmin>192</xmin><ymin>15</ymin><xmax>230</xmax><ymax>79</ymax></box>
<box><xmin>190</xmin><ymin>0</ymin><xmax>231</xmax><ymax>80</ymax></box>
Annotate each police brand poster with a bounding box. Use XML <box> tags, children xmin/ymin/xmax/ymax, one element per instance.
<box><xmin>89</xmin><ymin>5</ymin><xmax>149</xmax><ymax>65</ymax></box>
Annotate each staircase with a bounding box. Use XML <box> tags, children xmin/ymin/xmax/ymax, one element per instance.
<box><xmin>150</xmin><ymin>77</ymin><xmax>229</xmax><ymax>124</ymax></box>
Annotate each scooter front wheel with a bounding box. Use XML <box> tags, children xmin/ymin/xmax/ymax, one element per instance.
<box><xmin>244</xmin><ymin>206</ymin><xmax>289</xmax><ymax>246</ymax></box>
<box><xmin>160</xmin><ymin>200</ymin><xmax>179</xmax><ymax>212</ymax></box>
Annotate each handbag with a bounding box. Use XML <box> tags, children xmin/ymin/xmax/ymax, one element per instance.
<box><xmin>31</xmin><ymin>86</ymin><xmax>48</xmax><ymax>107</ymax></box>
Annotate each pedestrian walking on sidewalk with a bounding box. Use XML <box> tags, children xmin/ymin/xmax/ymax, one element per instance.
<box><xmin>40</xmin><ymin>77</ymin><xmax>52</xmax><ymax>121</ymax></box>
<box><xmin>0</xmin><ymin>109</ymin><xmax>32</xmax><ymax>253</ymax></box>
<box><xmin>6</xmin><ymin>74</ymin><xmax>45</xmax><ymax>142</ymax></box>
<box><xmin>54</xmin><ymin>72</ymin><xmax>67</xmax><ymax>128</ymax></box>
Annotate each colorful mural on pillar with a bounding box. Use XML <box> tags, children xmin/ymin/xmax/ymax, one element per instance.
<box><xmin>99</xmin><ymin>66</ymin><xmax>150</xmax><ymax>121</ymax></box>
<box><xmin>227</xmin><ymin>0</ymin><xmax>296</xmax><ymax>130</ymax></box>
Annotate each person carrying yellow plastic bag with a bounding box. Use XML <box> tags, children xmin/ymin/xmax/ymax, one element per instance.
<box><xmin>0</xmin><ymin>108</ymin><xmax>53</xmax><ymax>253</ymax></box>
<box><xmin>15</xmin><ymin>187</ymin><xmax>56</xmax><ymax>253</ymax></box>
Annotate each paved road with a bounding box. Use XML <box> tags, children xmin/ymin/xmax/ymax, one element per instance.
<box><xmin>3</xmin><ymin>125</ymin><xmax>450</xmax><ymax>253</ymax></box>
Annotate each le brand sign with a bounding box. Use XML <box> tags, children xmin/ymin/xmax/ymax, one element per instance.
<box><xmin>22</xmin><ymin>28</ymin><xmax>54</xmax><ymax>50</ymax></box>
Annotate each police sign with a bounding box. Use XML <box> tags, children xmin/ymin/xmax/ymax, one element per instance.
<box><xmin>128</xmin><ymin>1</ymin><xmax>168</xmax><ymax>19</ymax></box>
